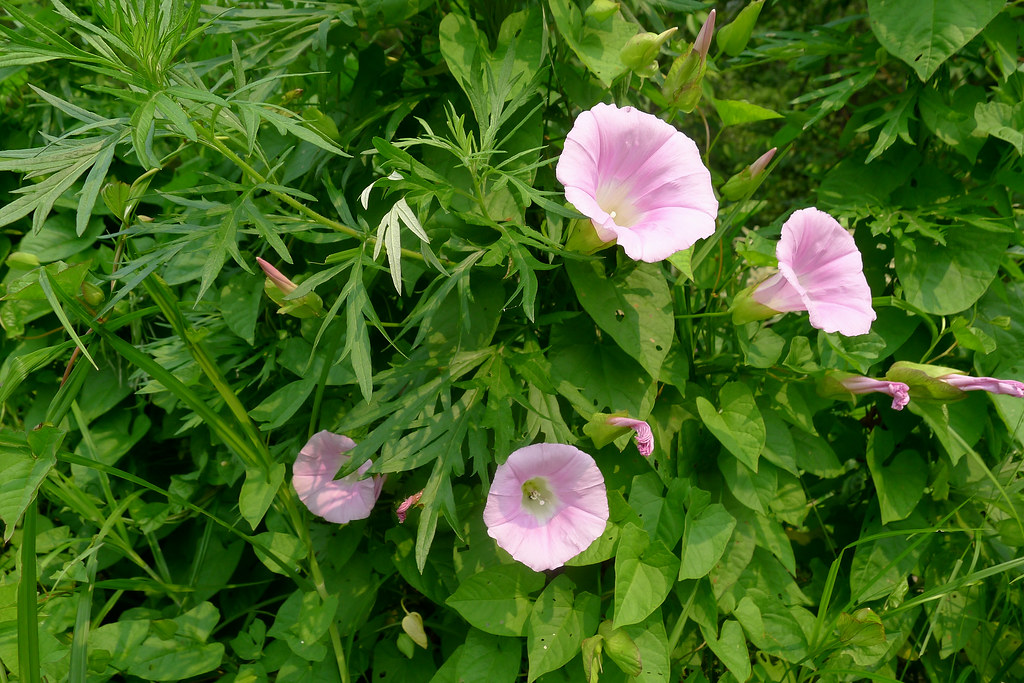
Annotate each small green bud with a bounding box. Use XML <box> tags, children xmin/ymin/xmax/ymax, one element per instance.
<box><xmin>619</xmin><ymin>27</ymin><xmax>676</xmax><ymax>74</ymax></box>
<box><xmin>721</xmin><ymin>147</ymin><xmax>776</xmax><ymax>200</ymax></box>
<box><xmin>6</xmin><ymin>251</ymin><xmax>40</xmax><ymax>268</ymax></box>
<box><xmin>717</xmin><ymin>0</ymin><xmax>764</xmax><ymax>57</ymax></box>
<box><xmin>564</xmin><ymin>218</ymin><xmax>614</xmax><ymax>256</ymax></box>
<box><xmin>401</xmin><ymin>612</ymin><xmax>428</xmax><ymax>649</ymax></box>
<box><xmin>585</xmin><ymin>0</ymin><xmax>619</xmax><ymax>22</ymax></box>
<box><xmin>79</xmin><ymin>281</ymin><xmax>105</xmax><ymax>307</ymax></box>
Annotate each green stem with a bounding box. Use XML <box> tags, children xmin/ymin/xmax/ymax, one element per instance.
<box><xmin>18</xmin><ymin>501</ymin><xmax>40</xmax><ymax>683</ymax></box>
<box><xmin>674</xmin><ymin>310</ymin><xmax>731</xmax><ymax>319</ymax></box>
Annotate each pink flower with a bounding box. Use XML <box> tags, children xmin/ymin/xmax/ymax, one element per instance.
<box><xmin>556</xmin><ymin>103</ymin><xmax>718</xmax><ymax>263</ymax></box>
<box><xmin>292</xmin><ymin>431</ymin><xmax>384</xmax><ymax>524</ymax></box>
<box><xmin>606</xmin><ymin>417</ymin><xmax>654</xmax><ymax>456</ymax></box>
<box><xmin>483</xmin><ymin>443</ymin><xmax>609</xmax><ymax>572</ymax></box>
<box><xmin>839</xmin><ymin>375</ymin><xmax>911</xmax><ymax>411</ymax></box>
<box><xmin>938</xmin><ymin>374</ymin><xmax>1024</xmax><ymax>398</ymax></box>
<box><xmin>256</xmin><ymin>257</ymin><xmax>297</xmax><ymax>294</ymax></box>
<box><xmin>750</xmin><ymin>208</ymin><xmax>876</xmax><ymax>336</ymax></box>
<box><xmin>396</xmin><ymin>490</ymin><xmax>423</xmax><ymax>523</ymax></box>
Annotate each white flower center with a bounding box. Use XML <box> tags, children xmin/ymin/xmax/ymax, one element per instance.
<box><xmin>521</xmin><ymin>477</ymin><xmax>560</xmax><ymax>522</ymax></box>
<box><xmin>595</xmin><ymin>182</ymin><xmax>642</xmax><ymax>228</ymax></box>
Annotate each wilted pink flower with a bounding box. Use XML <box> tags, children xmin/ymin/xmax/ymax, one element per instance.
<box><xmin>840</xmin><ymin>376</ymin><xmax>911</xmax><ymax>411</ymax></box>
<box><xmin>292</xmin><ymin>431</ymin><xmax>384</xmax><ymax>524</ymax></box>
<box><xmin>607</xmin><ymin>416</ymin><xmax>654</xmax><ymax>456</ymax></box>
<box><xmin>556</xmin><ymin>103</ymin><xmax>718</xmax><ymax>263</ymax></box>
<box><xmin>483</xmin><ymin>443</ymin><xmax>609</xmax><ymax>572</ymax></box>
<box><xmin>938</xmin><ymin>374</ymin><xmax>1024</xmax><ymax>398</ymax></box>
<box><xmin>396</xmin><ymin>490</ymin><xmax>423</xmax><ymax>523</ymax></box>
<box><xmin>256</xmin><ymin>257</ymin><xmax>297</xmax><ymax>294</ymax></box>
<box><xmin>751</xmin><ymin>208</ymin><xmax>875</xmax><ymax>336</ymax></box>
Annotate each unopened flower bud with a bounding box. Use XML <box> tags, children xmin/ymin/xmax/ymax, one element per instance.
<box><xmin>694</xmin><ymin>9</ymin><xmax>716</xmax><ymax>62</ymax></box>
<box><xmin>620</xmin><ymin>27</ymin><xmax>677</xmax><ymax>75</ymax></box>
<box><xmin>401</xmin><ymin>612</ymin><xmax>428</xmax><ymax>649</ymax></box>
<box><xmin>661</xmin><ymin>11</ymin><xmax>715</xmax><ymax>111</ymax></box>
<box><xmin>6</xmin><ymin>251</ymin><xmax>40</xmax><ymax>269</ymax></box>
<box><xmin>256</xmin><ymin>257</ymin><xmax>323</xmax><ymax>318</ymax></box>
<box><xmin>80</xmin><ymin>281</ymin><xmax>105</xmax><ymax>307</ymax></box>
<box><xmin>717</xmin><ymin>0</ymin><xmax>764</xmax><ymax>57</ymax></box>
<box><xmin>585</xmin><ymin>0</ymin><xmax>619</xmax><ymax>22</ymax></box>
<box><xmin>720</xmin><ymin>147</ymin><xmax>776</xmax><ymax>200</ymax></box>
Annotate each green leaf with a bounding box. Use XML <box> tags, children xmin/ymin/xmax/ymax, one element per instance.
<box><xmin>973</xmin><ymin>101</ymin><xmax>1024</xmax><ymax>155</ymax></box>
<box><xmin>712</xmin><ymin>98</ymin><xmax>782</xmax><ymax>127</ymax></box>
<box><xmin>123</xmin><ymin>603</ymin><xmax>225</xmax><ymax>681</ymax></box>
<box><xmin>613</xmin><ymin>524</ymin><xmax>679</xmax><ymax>628</ymax></box>
<box><xmin>792</xmin><ymin>428</ymin><xmax>844</xmax><ymax>478</ymax></box>
<box><xmin>837</xmin><ymin>608</ymin><xmax>886</xmax><ymax>648</ymax></box>
<box><xmin>895</xmin><ymin>224</ymin><xmax>1007</xmax><ymax>315</ymax></box>
<box><xmin>868</xmin><ymin>0</ymin><xmax>1005</xmax><ymax>81</ymax></box>
<box><xmin>866</xmin><ymin>430</ymin><xmax>926</xmax><ymax>524</ymax></box>
<box><xmin>447</xmin><ymin>563</ymin><xmax>545</xmax><ymax>637</ymax></box>
<box><xmin>430</xmin><ymin>629</ymin><xmax>521</xmax><ymax>683</ymax></box>
<box><xmin>527</xmin><ymin>576</ymin><xmax>598</xmax><ymax>682</ymax></box>
<box><xmin>548</xmin><ymin>0</ymin><xmax>637</xmax><ymax>86</ymax></box>
<box><xmin>701</xmin><ymin>620</ymin><xmax>750</xmax><ymax>682</ymax></box>
<box><xmin>566</xmin><ymin>260</ymin><xmax>674</xmax><ymax>380</ymax></box>
<box><xmin>0</xmin><ymin>427</ymin><xmax>60</xmax><ymax>542</ymax></box>
<box><xmin>239</xmin><ymin>463</ymin><xmax>285</xmax><ymax>530</ymax></box>
<box><xmin>696</xmin><ymin>382</ymin><xmax>765</xmax><ymax>472</ymax></box>
<box><xmin>679</xmin><ymin>501</ymin><xmax>736</xmax><ymax>580</ymax></box>
<box><xmin>733</xmin><ymin>590</ymin><xmax>810</xmax><ymax>663</ymax></box>
<box><xmin>720</xmin><ymin>454</ymin><xmax>777</xmax><ymax>514</ymax></box>
<box><xmin>621</xmin><ymin>612</ymin><xmax>670</xmax><ymax>683</ymax></box>
<box><xmin>251</xmin><ymin>531</ymin><xmax>307</xmax><ymax>577</ymax></box>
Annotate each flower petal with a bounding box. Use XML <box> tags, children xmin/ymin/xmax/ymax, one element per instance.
<box><xmin>775</xmin><ymin>208</ymin><xmax>876</xmax><ymax>336</ymax></box>
<box><xmin>557</xmin><ymin>103</ymin><xmax>718</xmax><ymax>263</ymax></box>
<box><xmin>292</xmin><ymin>430</ymin><xmax>383</xmax><ymax>524</ymax></box>
<box><xmin>484</xmin><ymin>443</ymin><xmax>609</xmax><ymax>572</ymax></box>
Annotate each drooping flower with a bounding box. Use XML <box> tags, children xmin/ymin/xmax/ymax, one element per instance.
<box><xmin>292</xmin><ymin>431</ymin><xmax>384</xmax><ymax>524</ymax></box>
<box><xmin>255</xmin><ymin>257</ymin><xmax>323</xmax><ymax>318</ymax></box>
<box><xmin>396</xmin><ymin>490</ymin><xmax>424</xmax><ymax>523</ymax></box>
<box><xmin>556</xmin><ymin>103</ymin><xmax>718</xmax><ymax>263</ymax></box>
<box><xmin>819</xmin><ymin>372</ymin><xmax>910</xmax><ymax>410</ymax></box>
<box><xmin>483</xmin><ymin>443</ymin><xmax>609</xmax><ymax>572</ymax></box>
<box><xmin>736</xmin><ymin>208</ymin><xmax>875</xmax><ymax>336</ymax></box>
<box><xmin>606</xmin><ymin>416</ymin><xmax>655</xmax><ymax>456</ymax></box>
<box><xmin>938</xmin><ymin>374</ymin><xmax>1024</xmax><ymax>398</ymax></box>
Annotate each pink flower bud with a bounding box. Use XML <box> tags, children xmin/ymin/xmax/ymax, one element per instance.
<box><xmin>694</xmin><ymin>9</ymin><xmax>716</xmax><ymax>62</ymax></box>
<box><xmin>749</xmin><ymin>147</ymin><xmax>776</xmax><ymax>178</ymax></box>
<box><xmin>256</xmin><ymin>257</ymin><xmax>297</xmax><ymax>295</ymax></box>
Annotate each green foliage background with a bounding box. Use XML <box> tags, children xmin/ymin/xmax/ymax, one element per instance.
<box><xmin>1</xmin><ymin>0</ymin><xmax>1023</xmax><ymax>681</ymax></box>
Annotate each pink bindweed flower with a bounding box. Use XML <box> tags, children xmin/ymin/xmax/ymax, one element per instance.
<box><xmin>396</xmin><ymin>490</ymin><xmax>424</xmax><ymax>523</ymax></box>
<box><xmin>483</xmin><ymin>443</ymin><xmax>609</xmax><ymax>572</ymax></box>
<box><xmin>606</xmin><ymin>416</ymin><xmax>654</xmax><ymax>456</ymax></box>
<box><xmin>938</xmin><ymin>374</ymin><xmax>1024</xmax><ymax>398</ymax></box>
<box><xmin>256</xmin><ymin>256</ymin><xmax>297</xmax><ymax>295</ymax></box>
<box><xmin>292</xmin><ymin>431</ymin><xmax>384</xmax><ymax>524</ymax></box>
<box><xmin>748</xmin><ymin>208</ymin><xmax>875</xmax><ymax>336</ymax></box>
<box><xmin>556</xmin><ymin>103</ymin><xmax>718</xmax><ymax>263</ymax></box>
<box><xmin>840</xmin><ymin>375</ymin><xmax>911</xmax><ymax>411</ymax></box>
